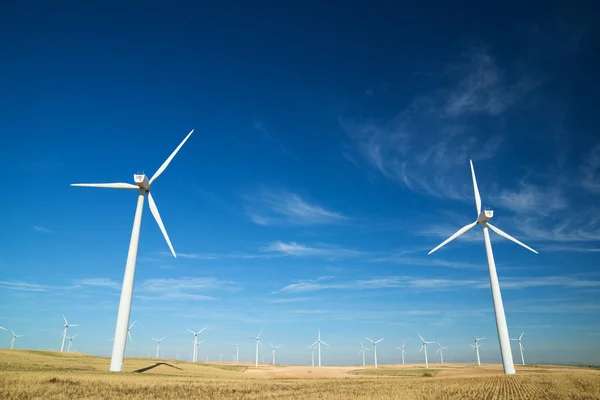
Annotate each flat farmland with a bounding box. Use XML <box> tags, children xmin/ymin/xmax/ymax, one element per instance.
<box><xmin>1</xmin><ymin>350</ymin><xmax>599</xmax><ymax>399</ymax></box>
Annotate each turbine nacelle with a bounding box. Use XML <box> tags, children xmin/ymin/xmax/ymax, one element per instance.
<box><xmin>134</xmin><ymin>174</ymin><xmax>150</xmax><ymax>191</ymax></box>
<box><xmin>477</xmin><ymin>209</ymin><xmax>494</xmax><ymax>223</ymax></box>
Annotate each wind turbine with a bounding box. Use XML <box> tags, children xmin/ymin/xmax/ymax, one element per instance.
<box><xmin>270</xmin><ymin>343</ymin><xmax>282</xmax><ymax>365</ymax></box>
<box><xmin>395</xmin><ymin>341</ymin><xmax>406</xmax><ymax>365</ymax></box>
<box><xmin>60</xmin><ymin>315</ymin><xmax>79</xmax><ymax>352</ymax></box>
<box><xmin>306</xmin><ymin>344</ymin><xmax>316</xmax><ymax>367</ymax></box>
<box><xmin>418</xmin><ymin>333</ymin><xmax>434</xmax><ymax>368</ymax></box>
<box><xmin>67</xmin><ymin>334</ymin><xmax>78</xmax><ymax>352</ymax></box>
<box><xmin>311</xmin><ymin>329</ymin><xmax>330</xmax><ymax>367</ymax></box>
<box><xmin>428</xmin><ymin>160</ymin><xmax>538</xmax><ymax>375</ymax></box>
<box><xmin>511</xmin><ymin>332</ymin><xmax>525</xmax><ymax>365</ymax></box>
<box><xmin>186</xmin><ymin>327</ymin><xmax>206</xmax><ymax>362</ymax></box>
<box><xmin>236</xmin><ymin>344</ymin><xmax>239</xmax><ymax>363</ymax></box>
<box><xmin>71</xmin><ymin>129</ymin><xmax>194</xmax><ymax>372</ymax></box>
<box><xmin>247</xmin><ymin>329</ymin><xmax>263</xmax><ymax>367</ymax></box>
<box><xmin>436</xmin><ymin>341</ymin><xmax>447</xmax><ymax>364</ymax></box>
<box><xmin>366</xmin><ymin>337</ymin><xmax>384</xmax><ymax>368</ymax></box>
<box><xmin>470</xmin><ymin>335</ymin><xmax>485</xmax><ymax>366</ymax></box>
<box><xmin>153</xmin><ymin>337</ymin><xmax>166</xmax><ymax>359</ymax></box>
<box><xmin>358</xmin><ymin>342</ymin><xmax>370</xmax><ymax>366</ymax></box>
<box><xmin>10</xmin><ymin>330</ymin><xmax>24</xmax><ymax>349</ymax></box>
<box><xmin>127</xmin><ymin>320</ymin><xmax>137</xmax><ymax>342</ymax></box>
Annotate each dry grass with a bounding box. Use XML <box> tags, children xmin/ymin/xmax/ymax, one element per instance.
<box><xmin>1</xmin><ymin>350</ymin><xmax>599</xmax><ymax>399</ymax></box>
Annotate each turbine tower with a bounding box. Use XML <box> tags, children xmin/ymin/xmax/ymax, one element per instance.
<box><xmin>247</xmin><ymin>329</ymin><xmax>263</xmax><ymax>367</ymax></box>
<box><xmin>359</xmin><ymin>342</ymin><xmax>370</xmax><ymax>366</ymax></box>
<box><xmin>10</xmin><ymin>330</ymin><xmax>24</xmax><ymax>349</ymax></box>
<box><xmin>436</xmin><ymin>341</ymin><xmax>447</xmax><ymax>364</ymax></box>
<box><xmin>311</xmin><ymin>329</ymin><xmax>330</xmax><ymax>367</ymax></box>
<box><xmin>428</xmin><ymin>160</ymin><xmax>538</xmax><ymax>375</ymax></box>
<box><xmin>270</xmin><ymin>343</ymin><xmax>282</xmax><ymax>365</ymax></box>
<box><xmin>67</xmin><ymin>334</ymin><xmax>78</xmax><ymax>352</ymax></box>
<box><xmin>187</xmin><ymin>327</ymin><xmax>206</xmax><ymax>362</ymax></box>
<box><xmin>60</xmin><ymin>315</ymin><xmax>79</xmax><ymax>352</ymax></box>
<box><xmin>511</xmin><ymin>332</ymin><xmax>525</xmax><ymax>365</ymax></box>
<box><xmin>306</xmin><ymin>344</ymin><xmax>316</xmax><ymax>367</ymax></box>
<box><xmin>71</xmin><ymin>129</ymin><xmax>194</xmax><ymax>372</ymax></box>
<box><xmin>418</xmin><ymin>333</ymin><xmax>434</xmax><ymax>369</ymax></box>
<box><xmin>236</xmin><ymin>344</ymin><xmax>240</xmax><ymax>363</ymax></box>
<box><xmin>396</xmin><ymin>341</ymin><xmax>406</xmax><ymax>365</ymax></box>
<box><xmin>470</xmin><ymin>335</ymin><xmax>485</xmax><ymax>366</ymax></box>
<box><xmin>153</xmin><ymin>337</ymin><xmax>166</xmax><ymax>359</ymax></box>
<box><xmin>366</xmin><ymin>337</ymin><xmax>384</xmax><ymax>368</ymax></box>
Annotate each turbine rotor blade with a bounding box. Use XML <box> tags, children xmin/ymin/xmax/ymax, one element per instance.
<box><xmin>257</xmin><ymin>329</ymin><xmax>264</xmax><ymax>338</ymax></box>
<box><xmin>520</xmin><ymin>332</ymin><xmax>524</xmax><ymax>340</ymax></box>
<box><xmin>186</xmin><ymin>329</ymin><xmax>195</xmax><ymax>334</ymax></box>
<box><xmin>486</xmin><ymin>223</ymin><xmax>538</xmax><ymax>254</ymax></box>
<box><xmin>149</xmin><ymin>129</ymin><xmax>194</xmax><ymax>185</ymax></box>
<box><xmin>428</xmin><ymin>221</ymin><xmax>478</xmax><ymax>255</ymax></box>
<box><xmin>321</xmin><ymin>340</ymin><xmax>330</xmax><ymax>347</ymax></box>
<box><xmin>70</xmin><ymin>324</ymin><xmax>79</xmax><ymax>327</ymax></box>
<box><xmin>197</xmin><ymin>327</ymin><xmax>207</xmax><ymax>334</ymax></box>
<box><xmin>366</xmin><ymin>337</ymin><xmax>374</xmax><ymax>343</ymax></box>
<box><xmin>71</xmin><ymin>183</ymin><xmax>139</xmax><ymax>190</ymax></box>
<box><xmin>129</xmin><ymin>320</ymin><xmax>137</xmax><ymax>329</ymax></box>
<box><xmin>147</xmin><ymin>192</ymin><xmax>176</xmax><ymax>258</ymax></box>
<box><xmin>127</xmin><ymin>331</ymin><xmax>132</xmax><ymax>341</ymax></box>
<box><xmin>62</xmin><ymin>315</ymin><xmax>68</xmax><ymax>325</ymax></box>
<box><xmin>470</xmin><ymin>159</ymin><xmax>482</xmax><ymax>215</ymax></box>
<box><xmin>418</xmin><ymin>333</ymin><xmax>425</xmax><ymax>342</ymax></box>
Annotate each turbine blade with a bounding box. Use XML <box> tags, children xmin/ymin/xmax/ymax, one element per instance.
<box><xmin>310</xmin><ymin>341</ymin><xmax>318</xmax><ymax>347</ymax></box>
<box><xmin>63</xmin><ymin>315</ymin><xmax>68</xmax><ymax>325</ymax></box>
<box><xmin>258</xmin><ymin>340</ymin><xmax>263</xmax><ymax>348</ymax></box>
<box><xmin>419</xmin><ymin>344</ymin><xmax>424</xmax><ymax>352</ymax></box>
<box><xmin>197</xmin><ymin>327</ymin><xmax>207</xmax><ymax>334</ymax></box>
<box><xmin>70</xmin><ymin>324</ymin><xmax>79</xmax><ymax>327</ymax></box>
<box><xmin>186</xmin><ymin>329</ymin><xmax>195</xmax><ymax>334</ymax></box>
<box><xmin>71</xmin><ymin>183</ymin><xmax>139</xmax><ymax>190</ymax></box>
<box><xmin>0</xmin><ymin>326</ymin><xmax>6</xmax><ymax>331</ymax></box>
<box><xmin>486</xmin><ymin>223</ymin><xmax>538</xmax><ymax>254</ymax></box>
<box><xmin>418</xmin><ymin>333</ymin><xmax>425</xmax><ymax>342</ymax></box>
<box><xmin>149</xmin><ymin>129</ymin><xmax>195</xmax><ymax>185</ymax></box>
<box><xmin>428</xmin><ymin>221</ymin><xmax>478</xmax><ymax>255</ymax></box>
<box><xmin>72</xmin><ymin>334</ymin><xmax>78</xmax><ymax>338</ymax></box>
<box><xmin>470</xmin><ymin>159</ymin><xmax>482</xmax><ymax>215</ymax></box>
<box><xmin>375</xmin><ymin>338</ymin><xmax>384</xmax><ymax>344</ymax></box>
<box><xmin>147</xmin><ymin>192</ymin><xmax>176</xmax><ymax>258</ymax></box>
<box><xmin>520</xmin><ymin>332</ymin><xmax>524</xmax><ymax>340</ymax></box>
<box><xmin>257</xmin><ymin>329</ymin><xmax>264</xmax><ymax>338</ymax></box>
<box><xmin>321</xmin><ymin>341</ymin><xmax>330</xmax><ymax>347</ymax></box>
<box><xmin>366</xmin><ymin>337</ymin><xmax>374</xmax><ymax>343</ymax></box>
<box><xmin>127</xmin><ymin>331</ymin><xmax>132</xmax><ymax>342</ymax></box>
<box><xmin>129</xmin><ymin>320</ymin><xmax>137</xmax><ymax>329</ymax></box>
<box><xmin>521</xmin><ymin>344</ymin><xmax>525</xmax><ymax>351</ymax></box>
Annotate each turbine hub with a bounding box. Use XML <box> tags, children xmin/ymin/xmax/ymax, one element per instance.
<box><xmin>477</xmin><ymin>209</ymin><xmax>493</xmax><ymax>223</ymax></box>
<box><xmin>134</xmin><ymin>174</ymin><xmax>150</xmax><ymax>190</ymax></box>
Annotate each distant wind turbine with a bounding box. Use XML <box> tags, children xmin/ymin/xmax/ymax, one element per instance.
<box><xmin>67</xmin><ymin>334</ymin><xmax>79</xmax><ymax>352</ymax></box>
<box><xmin>359</xmin><ymin>342</ymin><xmax>371</xmax><ymax>366</ymax></box>
<box><xmin>311</xmin><ymin>329</ymin><xmax>330</xmax><ymax>367</ymax></box>
<box><xmin>396</xmin><ymin>341</ymin><xmax>406</xmax><ymax>365</ymax></box>
<box><xmin>436</xmin><ymin>341</ymin><xmax>447</xmax><ymax>364</ymax></box>
<box><xmin>511</xmin><ymin>332</ymin><xmax>525</xmax><ymax>365</ymax></box>
<box><xmin>428</xmin><ymin>160</ymin><xmax>538</xmax><ymax>375</ymax></box>
<box><xmin>60</xmin><ymin>315</ymin><xmax>79</xmax><ymax>352</ymax></box>
<box><xmin>470</xmin><ymin>335</ymin><xmax>485</xmax><ymax>366</ymax></box>
<box><xmin>270</xmin><ymin>343</ymin><xmax>282</xmax><ymax>365</ymax></box>
<box><xmin>247</xmin><ymin>329</ymin><xmax>263</xmax><ymax>367</ymax></box>
<box><xmin>306</xmin><ymin>344</ymin><xmax>316</xmax><ymax>367</ymax></box>
<box><xmin>153</xmin><ymin>337</ymin><xmax>166</xmax><ymax>359</ymax></box>
<box><xmin>71</xmin><ymin>129</ymin><xmax>195</xmax><ymax>372</ymax></box>
<box><xmin>366</xmin><ymin>337</ymin><xmax>384</xmax><ymax>368</ymax></box>
<box><xmin>236</xmin><ymin>344</ymin><xmax>239</xmax><ymax>363</ymax></box>
<box><xmin>127</xmin><ymin>320</ymin><xmax>137</xmax><ymax>342</ymax></box>
<box><xmin>10</xmin><ymin>330</ymin><xmax>24</xmax><ymax>349</ymax></box>
<box><xmin>418</xmin><ymin>333</ymin><xmax>434</xmax><ymax>369</ymax></box>
<box><xmin>187</xmin><ymin>327</ymin><xmax>206</xmax><ymax>362</ymax></box>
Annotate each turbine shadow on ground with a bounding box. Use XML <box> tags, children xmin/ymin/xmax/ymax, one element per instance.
<box><xmin>133</xmin><ymin>362</ymin><xmax>183</xmax><ymax>373</ymax></box>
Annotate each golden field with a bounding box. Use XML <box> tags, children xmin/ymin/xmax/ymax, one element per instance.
<box><xmin>1</xmin><ymin>350</ymin><xmax>599</xmax><ymax>399</ymax></box>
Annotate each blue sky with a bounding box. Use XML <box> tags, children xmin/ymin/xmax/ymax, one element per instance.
<box><xmin>1</xmin><ymin>2</ymin><xmax>599</xmax><ymax>366</ymax></box>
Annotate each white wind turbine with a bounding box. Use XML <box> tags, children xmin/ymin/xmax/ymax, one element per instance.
<box><xmin>10</xmin><ymin>330</ymin><xmax>24</xmax><ymax>349</ymax></box>
<box><xmin>60</xmin><ymin>315</ymin><xmax>79</xmax><ymax>352</ymax></box>
<box><xmin>418</xmin><ymin>333</ymin><xmax>434</xmax><ymax>369</ymax></box>
<box><xmin>436</xmin><ymin>341</ymin><xmax>447</xmax><ymax>364</ymax></box>
<box><xmin>395</xmin><ymin>341</ymin><xmax>406</xmax><ymax>365</ymax></box>
<box><xmin>127</xmin><ymin>320</ymin><xmax>137</xmax><ymax>342</ymax></box>
<box><xmin>428</xmin><ymin>160</ymin><xmax>538</xmax><ymax>375</ymax></box>
<box><xmin>187</xmin><ymin>327</ymin><xmax>206</xmax><ymax>362</ymax></box>
<box><xmin>511</xmin><ymin>332</ymin><xmax>525</xmax><ymax>365</ymax></box>
<box><xmin>67</xmin><ymin>334</ymin><xmax>79</xmax><ymax>352</ymax></box>
<box><xmin>311</xmin><ymin>329</ymin><xmax>330</xmax><ymax>367</ymax></box>
<box><xmin>270</xmin><ymin>343</ymin><xmax>282</xmax><ymax>365</ymax></box>
<box><xmin>306</xmin><ymin>344</ymin><xmax>316</xmax><ymax>367</ymax></box>
<box><xmin>247</xmin><ymin>329</ymin><xmax>263</xmax><ymax>367</ymax></box>
<box><xmin>358</xmin><ymin>342</ymin><xmax>371</xmax><ymax>366</ymax></box>
<box><xmin>366</xmin><ymin>337</ymin><xmax>384</xmax><ymax>368</ymax></box>
<box><xmin>71</xmin><ymin>129</ymin><xmax>194</xmax><ymax>372</ymax></box>
<box><xmin>153</xmin><ymin>337</ymin><xmax>166</xmax><ymax>359</ymax></box>
<box><xmin>236</xmin><ymin>344</ymin><xmax>239</xmax><ymax>363</ymax></box>
<box><xmin>470</xmin><ymin>335</ymin><xmax>485</xmax><ymax>366</ymax></box>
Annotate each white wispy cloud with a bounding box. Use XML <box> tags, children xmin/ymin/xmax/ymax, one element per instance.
<box><xmin>243</xmin><ymin>188</ymin><xmax>347</xmax><ymax>226</ymax></box>
<box><xmin>494</xmin><ymin>180</ymin><xmax>568</xmax><ymax>214</ymax></box>
<box><xmin>262</xmin><ymin>241</ymin><xmax>361</xmax><ymax>259</ymax></box>
<box><xmin>341</xmin><ymin>49</ymin><xmax>525</xmax><ymax>201</ymax></box>
<box><xmin>538</xmin><ymin>245</ymin><xmax>600</xmax><ymax>253</ymax></box>
<box><xmin>517</xmin><ymin>216</ymin><xmax>600</xmax><ymax>242</ymax></box>
<box><xmin>74</xmin><ymin>278</ymin><xmax>121</xmax><ymax>290</ymax></box>
<box><xmin>581</xmin><ymin>142</ymin><xmax>600</xmax><ymax>194</ymax></box>
<box><xmin>33</xmin><ymin>226</ymin><xmax>52</xmax><ymax>233</ymax></box>
<box><xmin>136</xmin><ymin>277</ymin><xmax>239</xmax><ymax>301</ymax></box>
<box><xmin>0</xmin><ymin>280</ymin><xmax>50</xmax><ymax>292</ymax></box>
